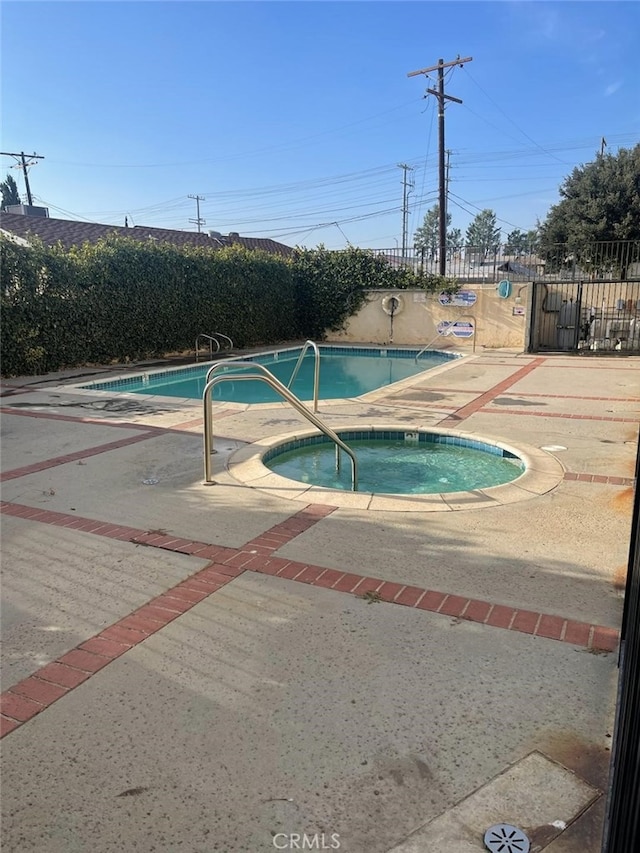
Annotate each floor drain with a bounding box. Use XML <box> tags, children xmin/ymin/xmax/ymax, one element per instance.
<box><xmin>484</xmin><ymin>823</ymin><xmax>530</xmax><ymax>853</ymax></box>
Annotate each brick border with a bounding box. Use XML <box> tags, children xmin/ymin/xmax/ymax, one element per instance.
<box><xmin>0</xmin><ymin>406</ymin><xmax>163</xmax><ymax>431</ymax></box>
<box><xmin>0</xmin><ymin>498</ymin><xmax>621</xmax><ymax>738</ymax></box>
<box><xmin>493</xmin><ymin>393</ymin><xmax>640</xmax><ymax>402</ymax></box>
<box><xmin>437</xmin><ymin>358</ymin><xmax>547</xmax><ymax>426</ymax></box>
<box><xmin>0</xmin><ymin>405</ymin><xmax>236</xmax><ymax>439</ymax></box>
<box><xmin>0</xmin><ymin>561</ymin><xmax>243</xmax><ymax>737</ymax></box>
<box><xmin>564</xmin><ymin>472</ymin><xmax>635</xmax><ymax>486</ymax></box>
<box><xmin>479</xmin><ymin>408</ymin><xmax>638</xmax><ymax>424</ymax></box>
<box><xmin>0</xmin><ymin>432</ymin><xmax>161</xmax><ymax>482</ymax></box>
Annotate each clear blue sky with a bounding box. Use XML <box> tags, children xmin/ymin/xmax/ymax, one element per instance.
<box><xmin>2</xmin><ymin>1</ymin><xmax>638</xmax><ymax>249</ymax></box>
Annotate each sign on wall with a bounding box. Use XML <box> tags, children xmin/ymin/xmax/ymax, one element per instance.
<box><xmin>436</xmin><ymin>320</ymin><xmax>475</xmax><ymax>338</ymax></box>
<box><xmin>438</xmin><ymin>290</ymin><xmax>477</xmax><ymax>307</ymax></box>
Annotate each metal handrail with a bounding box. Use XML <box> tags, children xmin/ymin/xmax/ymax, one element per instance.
<box><xmin>415</xmin><ymin>333</ymin><xmax>446</xmax><ymax>362</ymax></box>
<box><xmin>202</xmin><ymin>361</ymin><xmax>358</xmax><ymax>490</ymax></box>
<box><xmin>196</xmin><ymin>334</ymin><xmax>220</xmax><ymax>362</ymax></box>
<box><xmin>213</xmin><ymin>332</ymin><xmax>234</xmax><ymax>350</ymax></box>
<box><xmin>195</xmin><ymin>333</ymin><xmax>234</xmax><ymax>362</ymax></box>
<box><xmin>415</xmin><ymin>312</ymin><xmax>477</xmax><ymax>360</ymax></box>
<box><xmin>287</xmin><ymin>340</ymin><xmax>320</xmax><ymax>413</ymax></box>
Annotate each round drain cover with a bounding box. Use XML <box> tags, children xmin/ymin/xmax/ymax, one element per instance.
<box><xmin>484</xmin><ymin>823</ymin><xmax>530</xmax><ymax>853</ymax></box>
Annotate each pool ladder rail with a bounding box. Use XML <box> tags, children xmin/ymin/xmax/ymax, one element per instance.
<box><xmin>202</xmin><ymin>360</ymin><xmax>358</xmax><ymax>491</ymax></box>
<box><xmin>195</xmin><ymin>333</ymin><xmax>234</xmax><ymax>362</ymax></box>
<box><xmin>286</xmin><ymin>340</ymin><xmax>320</xmax><ymax>413</ymax></box>
<box><xmin>415</xmin><ymin>312</ymin><xmax>477</xmax><ymax>361</ymax></box>
<box><xmin>204</xmin><ymin>340</ymin><xmax>321</xmax><ymax>413</ymax></box>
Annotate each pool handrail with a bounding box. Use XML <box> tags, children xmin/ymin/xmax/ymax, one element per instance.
<box><xmin>414</xmin><ymin>335</ymin><xmax>443</xmax><ymax>363</ymax></box>
<box><xmin>415</xmin><ymin>312</ymin><xmax>477</xmax><ymax>360</ymax></box>
<box><xmin>286</xmin><ymin>340</ymin><xmax>320</xmax><ymax>413</ymax></box>
<box><xmin>195</xmin><ymin>332</ymin><xmax>234</xmax><ymax>362</ymax></box>
<box><xmin>202</xmin><ymin>361</ymin><xmax>358</xmax><ymax>490</ymax></box>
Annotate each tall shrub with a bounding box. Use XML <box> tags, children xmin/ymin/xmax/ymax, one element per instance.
<box><xmin>1</xmin><ymin>235</ymin><xmax>451</xmax><ymax>377</ymax></box>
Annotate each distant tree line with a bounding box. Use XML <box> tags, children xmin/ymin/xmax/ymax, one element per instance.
<box><xmin>413</xmin><ymin>143</ymin><xmax>640</xmax><ymax>275</ymax></box>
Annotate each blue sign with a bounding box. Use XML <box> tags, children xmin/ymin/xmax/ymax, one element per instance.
<box><xmin>437</xmin><ymin>320</ymin><xmax>474</xmax><ymax>338</ymax></box>
<box><xmin>436</xmin><ymin>321</ymin><xmax>454</xmax><ymax>336</ymax></box>
<box><xmin>438</xmin><ymin>289</ymin><xmax>477</xmax><ymax>307</ymax></box>
<box><xmin>451</xmin><ymin>321</ymin><xmax>475</xmax><ymax>338</ymax></box>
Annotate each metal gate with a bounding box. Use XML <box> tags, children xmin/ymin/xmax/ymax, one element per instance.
<box><xmin>602</xmin><ymin>438</ymin><xmax>639</xmax><ymax>852</ymax></box>
<box><xmin>528</xmin><ymin>279</ymin><xmax>640</xmax><ymax>354</ymax></box>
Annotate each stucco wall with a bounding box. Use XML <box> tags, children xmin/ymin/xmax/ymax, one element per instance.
<box><xmin>325</xmin><ymin>286</ymin><xmax>529</xmax><ymax>351</ymax></box>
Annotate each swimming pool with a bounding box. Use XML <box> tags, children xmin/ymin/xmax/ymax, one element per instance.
<box><xmin>81</xmin><ymin>346</ymin><xmax>459</xmax><ymax>403</ymax></box>
<box><xmin>264</xmin><ymin>430</ymin><xmax>525</xmax><ymax>494</ymax></box>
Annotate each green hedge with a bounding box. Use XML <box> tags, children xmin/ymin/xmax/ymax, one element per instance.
<box><xmin>1</xmin><ymin>235</ymin><xmax>449</xmax><ymax>377</ymax></box>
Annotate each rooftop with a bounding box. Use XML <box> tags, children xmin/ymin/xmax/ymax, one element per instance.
<box><xmin>0</xmin><ymin>211</ymin><xmax>294</xmax><ymax>257</ymax></box>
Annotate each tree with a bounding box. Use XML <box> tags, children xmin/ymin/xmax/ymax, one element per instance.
<box><xmin>446</xmin><ymin>227</ymin><xmax>462</xmax><ymax>259</ymax></box>
<box><xmin>503</xmin><ymin>228</ymin><xmax>539</xmax><ymax>256</ymax></box>
<box><xmin>465</xmin><ymin>209</ymin><xmax>501</xmax><ymax>257</ymax></box>
<box><xmin>526</xmin><ymin>227</ymin><xmax>540</xmax><ymax>253</ymax></box>
<box><xmin>504</xmin><ymin>229</ymin><xmax>528</xmax><ymax>256</ymax></box>
<box><xmin>414</xmin><ymin>204</ymin><xmax>459</xmax><ymax>259</ymax></box>
<box><xmin>1</xmin><ymin>174</ymin><xmax>21</xmax><ymax>211</ymax></box>
<box><xmin>538</xmin><ymin>144</ymin><xmax>640</xmax><ymax>276</ymax></box>
<box><xmin>447</xmin><ymin>227</ymin><xmax>462</xmax><ymax>248</ymax></box>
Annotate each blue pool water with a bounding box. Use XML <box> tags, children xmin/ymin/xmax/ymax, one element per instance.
<box><xmin>264</xmin><ymin>430</ymin><xmax>524</xmax><ymax>494</ymax></box>
<box><xmin>82</xmin><ymin>346</ymin><xmax>457</xmax><ymax>403</ymax></box>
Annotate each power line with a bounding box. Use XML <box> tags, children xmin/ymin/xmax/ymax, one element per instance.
<box><xmin>410</xmin><ymin>96</ymin><xmax>436</xmax><ymax>239</ymax></box>
<box><xmin>188</xmin><ymin>194</ymin><xmax>206</xmax><ymax>232</ymax></box>
<box><xmin>462</xmin><ymin>67</ymin><xmax>570</xmax><ymax>166</ymax></box>
<box><xmin>43</xmin><ymin>98</ymin><xmax>423</xmax><ymax>170</ymax></box>
<box><xmin>0</xmin><ymin>150</ymin><xmax>44</xmax><ymax>206</ymax></box>
<box><xmin>448</xmin><ymin>191</ymin><xmax>529</xmax><ymax>232</ymax></box>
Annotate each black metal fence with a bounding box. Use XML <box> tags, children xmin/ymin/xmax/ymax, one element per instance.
<box><xmin>371</xmin><ymin>241</ymin><xmax>640</xmax><ymax>284</ymax></box>
<box><xmin>602</xmin><ymin>439</ymin><xmax>639</xmax><ymax>852</ymax></box>
<box><xmin>528</xmin><ymin>279</ymin><xmax>640</xmax><ymax>354</ymax></box>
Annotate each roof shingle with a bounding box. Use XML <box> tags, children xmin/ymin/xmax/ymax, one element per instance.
<box><xmin>0</xmin><ymin>212</ymin><xmax>293</xmax><ymax>257</ymax></box>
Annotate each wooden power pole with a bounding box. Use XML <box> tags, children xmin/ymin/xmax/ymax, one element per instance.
<box><xmin>188</xmin><ymin>194</ymin><xmax>206</xmax><ymax>232</ymax></box>
<box><xmin>0</xmin><ymin>151</ymin><xmax>44</xmax><ymax>206</ymax></box>
<box><xmin>407</xmin><ymin>56</ymin><xmax>472</xmax><ymax>275</ymax></box>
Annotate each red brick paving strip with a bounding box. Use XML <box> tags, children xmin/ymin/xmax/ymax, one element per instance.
<box><xmin>0</xmin><ymin>405</ymin><xmax>165</xmax><ymax>431</ymax></box>
<box><xmin>494</xmin><ymin>393</ymin><xmax>640</xmax><ymax>402</ymax></box>
<box><xmin>564</xmin><ymin>472</ymin><xmax>635</xmax><ymax>486</ymax></box>
<box><xmin>437</xmin><ymin>357</ymin><xmax>547</xmax><ymax>426</ymax></box>
<box><xmin>0</xmin><ymin>558</ymin><xmax>242</xmax><ymax>738</ymax></box>
<box><xmin>0</xmin><ymin>497</ymin><xmax>621</xmax><ymax>739</ymax></box>
<box><xmin>480</xmin><ymin>408</ymin><xmax>637</xmax><ymax>424</ymax></box>
<box><xmin>0</xmin><ymin>404</ymin><xmax>241</xmax><ymax>437</ymax></box>
<box><xmin>0</xmin><ymin>431</ymin><xmax>161</xmax><ymax>482</ymax></box>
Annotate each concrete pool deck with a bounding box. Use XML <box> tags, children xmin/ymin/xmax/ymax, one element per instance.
<box><xmin>0</xmin><ymin>347</ymin><xmax>638</xmax><ymax>852</ymax></box>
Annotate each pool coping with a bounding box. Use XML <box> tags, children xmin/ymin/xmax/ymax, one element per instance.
<box><xmin>55</xmin><ymin>345</ymin><xmax>468</xmax><ymax>410</ymax></box>
<box><xmin>223</xmin><ymin>423</ymin><xmax>566</xmax><ymax>512</ymax></box>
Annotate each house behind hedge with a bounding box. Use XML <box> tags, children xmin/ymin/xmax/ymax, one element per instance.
<box><xmin>0</xmin><ymin>211</ymin><xmax>293</xmax><ymax>257</ymax></box>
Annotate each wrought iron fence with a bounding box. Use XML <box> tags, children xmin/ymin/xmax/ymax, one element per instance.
<box><xmin>528</xmin><ymin>278</ymin><xmax>640</xmax><ymax>353</ymax></box>
<box><xmin>602</xmin><ymin>437</ymin><xmax>640</xmax><ymax>852</ymax></box>
<box><xmin>369</xmin><ymin>241</ymin><xmax>640</xmax><ymax>283</ymax></box>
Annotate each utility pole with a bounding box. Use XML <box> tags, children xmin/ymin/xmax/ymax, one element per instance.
<box><xmin>188</xmin><ymin>194</ymin><xmax>206</xmax><ymax>232</ymax></box>
<box><xmin>445</xmin><ymin>149</ymin><xmax>452</xmax><ymax>198</ymax></box>
<box><xmin>600</xmin><ymin>137</ymin><xmax>607</xmax><ymax>157</ymax></box>
<box><xmin>397</xmin><ymin>163</ymin><xmax>414</xmax><ymax>260</ymax></box>
<box><xmin>407</xmin><ymin>56</ymin><xmax>472</xmax><ymax>275</ymax></box>
<box><xmin>0</xmin><ymin>151</ymin><xmax>44</xmax><ymax>206</ymax></box>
